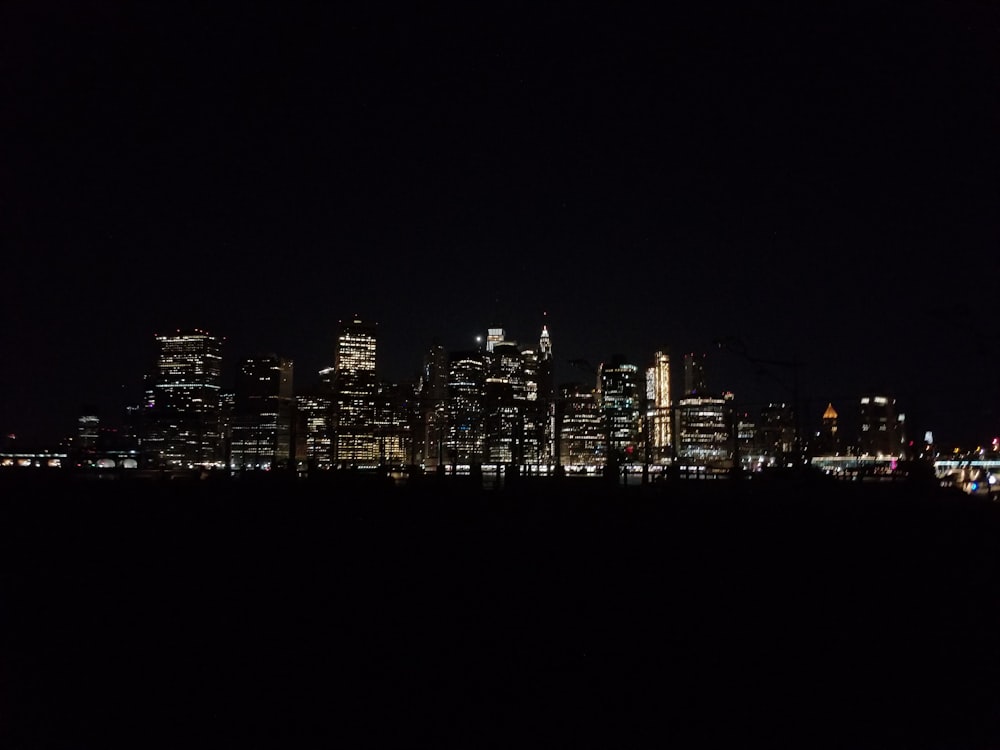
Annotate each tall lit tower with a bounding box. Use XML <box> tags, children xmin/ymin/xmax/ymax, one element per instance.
<box><xmin>537</xmin><ymin>324</ymin><xmax>556</xmax><ymax>465</ymax></box>
<box><xmin>647</xmin><ymin>350</ymin><xmax>672</xmax><ymax>463</ymax></box>
<box><xmin>598</xmin><ymin>356</ymin><xmax>642</xmax><ymax>461</ymax></box>
<box><xmin>145</xmin><ymin>329</ymin><xmax>223</xmax><ymax>468</ymax></box>
<box><xmin>333</xmin><ymin>318</ymin><xmax>378</xmax><ymax>466</ymax></box>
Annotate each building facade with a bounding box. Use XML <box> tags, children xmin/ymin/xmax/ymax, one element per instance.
<box><xmin>144</xmin><ymin>329</ymin><xmax>224</xmax><ymax>468</ymax></box>
<box><xmin>229</xmin><ymin>354</ymin><xmax>294</xmax><ymax>472</ymax></box>
<box><xmin>333</xmin><ymin>318</ymin><xmax>378</xmax><ymax>467</ymax></box>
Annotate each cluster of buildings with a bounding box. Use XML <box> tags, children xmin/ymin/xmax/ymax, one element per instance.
<box><xmin>40</xmin><ymin>319</ymin><xmax>918</xmax><ymax>476</ymax></box>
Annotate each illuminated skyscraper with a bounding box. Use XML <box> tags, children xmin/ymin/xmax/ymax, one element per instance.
<box><xmin>813</xmin><ymin>402</ymin><xmax>840</xmax><ymax>456</ymax></box>
<box><xmin>145</xmin><ymin>329</ymin><xmax>223</xmax><ymax>468</ymax></box>
<box><xmin>229</xmin><ymin>354</ymin><xmax>294</xmax><ymax>471</ymax></box>
<box><xmin>537</xmin><ymin>325</ymin><xmax>556</xmax><ymax>465</ymax></box>
<box><xmin>333</xmin><ymin>318</ymin><xmax>378</xmax><ymax>467</ymax></box>
<box><xmin>296</xmin><ymin>367</ymin><xmax>335</xmax><ymax>471</ymax></box>
<box><xmin>675</xmin><ymin>395</ymin><xmax>730</xmax><ymax>464</ymax></box>
<box><xmin>598</xmin><ymin>356</ymin><xmax>642</xmax><ymax>461</ymax></box>
<box><xmin>374</xmin><ymin>382</ymin><xmax>415</xmax><ymax>466</ymax></box>
<box><xmin>558</xmin><ymin>382</ymin><xmax>604</xmax><ymax>469</ymax></box>
<box><xmin>647</xmin><ymin>350</ymin><xmax>672</xmax><ymax>463</ymax></box>
<box><xmin>445</xmin><ymin>350</ymin><xmax>485</xmax><ymax>466</ymax></box>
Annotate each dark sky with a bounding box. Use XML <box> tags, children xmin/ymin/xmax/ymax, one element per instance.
<box><xmin>2</xmin><ymin>1</ymin><xmax>998</xmax><ymax>447</ymax></box>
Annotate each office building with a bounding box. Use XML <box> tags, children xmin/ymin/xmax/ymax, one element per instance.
<box><xmin>444</xmin><ymin>350</ymin><xmax>486</xmax><ymax>466</ymax></box>
<box><xmin>144</xmin><ymin>329</ymin><xmax>224</xmax><ymax>468</ymax></box>
<box><xmin>558</xmin><ymin>382</ymin><xmax>605</xmax><ymax>469</ymax></box>
<box><xmin>675</xmin><ymin>394</ymin><xmax>730</xmax><ymax>464</ymax></box>
<box><xmin>646</xmin><ymin>350</ymin><xmax>672</xmax><ymax>463</ymax></box>
<box><xmin>333</xmin><ymin>318</ymin><xmax>378</xmax><ymax>467</ymax></box>
<box><xmin>859</xmin><ymin>394</ymin><xmax>904</xmax><ymax>457</ymax></box>
<box><xmin>229</xmin><ymin>354</ymin><xmax>294</xmax><ymax>472</ymax></box>
<box><xmin>683</xmin><ymin>352</ymin><xmax>707</xmax><ymax>396</ymax></box>
<box><xmin>598</xmin><ymin>356</ymin><xmax>642</xmax><ymax>461</ymax></box>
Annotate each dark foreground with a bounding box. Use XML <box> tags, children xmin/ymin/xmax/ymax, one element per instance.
<box><xmin>2</xmin><ymin>474</ymin><xmax>999</xmax><ymax>748</ymax></box>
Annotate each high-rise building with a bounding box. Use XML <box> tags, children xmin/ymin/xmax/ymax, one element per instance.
<box><xmin>333</xmin><ymin>318</ymin><xmax>378</xmax><ymax>467</ymax></box>
<box><xmin>444</xmin><ymin>350</ymin><xmax>486</xmax><ymax>466</ymax></box>
<box><xmin>374</xmin><ymin>381</ymin><xmax>415</xmax><ymax>466</ymax></box>
<box><xmin>757</xmin><ymin>402</ymin><xmax>796</xmax><ymax>461</ymax></box>
<box><xmin>859</xmin><ymin>394</ymin><xmax>903</xmax><ymax>457</ymax></box>
<box><xmin>536</xmin><ymin>325</ymin><xmax>556</xmax><ymax>465</ymax></box>
<box><xmin>484</xmin><ymin>342</ymin><xmax>526</xmax><ymax>464</ymax></box>
<box><xmin>598</xmin><ymin>356</ymin><xmax>642</xmax><ymax>461</ymax></box>
<box><xmin>296</xmin><ymin>367</ymin><xmax>335</xmax><ymax>471</ymax></box>
<box><xmin>683</xmin><ymin>352</ymin><xmax>707</xmax><ymax>396</ymax></box>
<box><xmin>813</xmin><ymin>403</ymin><xmax>840</xmax><ymax>456</ymax></box>
<box><xmin>144</xmin><ymin>329</ymin><xmax>224</xmax><ymax>468</ymax></box>
<box><xmin>675</xmin><ymin>395</ymin><xmax>730</xmax><ymax>464</ymax></box>
<box><xmin>419</xmin><ymin>341</ymin><xmax>449</xmax><ymax>470</ymax></box>
<box><xmin>229</xmin><ymin>354</ymin><xmax>294</xmax><ymax>472</ymax></box>
<box><xmin>558</xmin><ymin>382</ymin><xmax>605</xmax><ymax>469</ymax></box>
<box><xmin>647</xmin><ymin>350</ymin><xmax>672</xmax><ymax>463</ymax></box>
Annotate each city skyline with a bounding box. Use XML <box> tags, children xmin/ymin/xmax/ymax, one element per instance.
<box><xmin>0</xmin><ymin>318</ymin><xmax>982</xmax><ymax>464</ymax></box>
<box><xmin>3</xmin><ymin>3</ymin><xmax>997</xmax><ymax>449</ymax></box>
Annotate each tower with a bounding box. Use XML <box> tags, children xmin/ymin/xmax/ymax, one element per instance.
<box><xmin>859</xmin><ymin>395</ymin><xmax>902</xmax><ymax>457</ymax></box>
<box><xmin>230</xmin><ymin>354</ymin><xmax>294</xmax><ymax>471</ymax></box>
<box><xmin>647</xmin><ymin>350</ymin><xmax>672</xmax><ymax>463</ymax></box>
<box><xmin>815</xmin><ymin>402</ymin><xmax>840</xmax><ymax>456</ymax></box>
<box><xmin>683</xmin><ymin>352</ymin><xmax>707</xmax><ymax>396</ymax></box>
<box><xmin>145</xmin><ymin>329</ymin><xmax>223</xmax><ymax>468</ymax></box>
<box><xmin>598</xmin><ymin>356</ymin><xmax>642</xmax><ymax>462</ymax></box>
<box><xmin>333</xmin><ymin>318</ymin><xmax>378</xmax><ymax>467</ymax></box>
<box><xmin>445</xmin><ymin>350</ymin><xmax>486</xmax><ymax>466</ymax></box>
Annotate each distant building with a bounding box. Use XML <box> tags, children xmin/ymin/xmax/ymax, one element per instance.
<box><xmin>813</xmin><ymin>403</ymin><xmax>841</xmax><ymax>456</ymax></box>
<box><xmin>296</xmin><ymin>369</ymin><xmax>335</xmax><ymax>471</ymax></box>
<box><xmin>598</xmin><ymin>356</ymin><xmax>642</xmax><ymax>461</ymax></box>
<box><xmin>558</xmin><ymin>382</ymin><xmax>605</xmax><ymax>469</ymax></box>
<box><xmin>757</xmin><ymin>403</ymin><xmax>796</xmax><ymax>461</ymax></box>
<box><xmin>374</xmin><ymin>381</ymin><xmax>416</xmax><ymax>466</ymax></box>
<box><xmin>229</xmin><ymin>354</ymin><xmax>294</xmax><ymax>472</ymax></box>
<box><xmin>333</xmin><ymin>318</ymin><xmax>378</xmax><ymax>467</ymax></box>
<box><xmin>683</xmin><ymin>352</ymin><xmax>707</xmax><ymax>396</ymax></box>
<box><xmin>675</xmin><ymin>395</ymin><xmax>730</xmax><ymax>464</ymax></box>
<box><xmin>646</xmin><ymin>350</ymin><xmax>672</xmax><ymax>464</ymax></box>
<box><xmin>444</xmin><ymin>350</ymin><xmax>486</xmax><ymax>466</ymax></box>
<box><xmin>77</xmin><ymin>407</ymin><xmax>99</xmax><ymax>453</ymax></box>
<box><xmin>859</xmin><ymin>394</ymin><xmax>904</xmax><ymax>456</ymax></box>
<box><xmin>419</xmin><ymin>341</ymin><xmax>449</xmax><ymax>470</ymax></box>
<box><xmin>143</xmin><ymin>329</ymin><xmax>224</xmax><ymax>468</ymax></box>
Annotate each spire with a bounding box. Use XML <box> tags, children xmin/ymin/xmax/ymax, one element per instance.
<box><xmin>823</xmin><ymin>403</ymin><xmax>838</xmax><ymax>420</ymax></box>
<box><xmin>539</xmin><ymin>318</ymin><xmax>552</xmax><ymax>358</ymax></box>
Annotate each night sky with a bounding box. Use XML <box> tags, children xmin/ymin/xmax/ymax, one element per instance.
<box><xmin>3</xmin><ymin>1</ymin><xmax>998</xmax><ymax>447</ymax></box>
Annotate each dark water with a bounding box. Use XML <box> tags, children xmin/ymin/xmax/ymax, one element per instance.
<box><xmin>2</xmin><ymin>474</ymin><xmax>999</xmax><ymax>748</ymax></box>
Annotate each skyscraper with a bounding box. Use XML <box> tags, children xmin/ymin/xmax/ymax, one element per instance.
<box><xmin>445</xmin><ymin>350</ymin><xmax>486</xmax><ymax>467</ymax></box>
<box><xmin>333</xmin><ymin>318</ymin><xmax>378</xmax><ymax>467</ymax></box>
<box><xmin>598</xmin><ymin>356</ymin><xmax>642</xmax><ymax>462</ymax></box>
<box><xmin>144</xmin><ymin>329</ymin><xmax>223</xmax><ymax>468</ymax></box>
<box><xmin>647</xmin><ymin>350</ymin><xmax>672</xmax><ymax>463</ymax></box>
<box><xmin>683</xmin><ymin>352</ymin><xmax>707</xmax><ymax>396</ymax></box>
<box><xmin>859</xmin><ymin>395</ymin><xmax>903</xmax><ymax>457</ymax></box>
<box><xmin>558</xmin><ymin>381</ymin><xmax>604</xmax><ymax>469</ymax></box>
<box><xmin>419</xmin><ymin>341</ymin><xmax>449</xmax><ymax>470</ymax></box>
<box><xmin>229</xmin><ymin>354</ymin><xmax>294</xmax><ymax>472</ymax></box>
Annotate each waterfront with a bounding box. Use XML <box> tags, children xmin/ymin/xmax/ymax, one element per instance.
<box><xmin>2</xmin><ymin>477</ymin><xmax>999</xmax><ymax>747</ymax></box>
